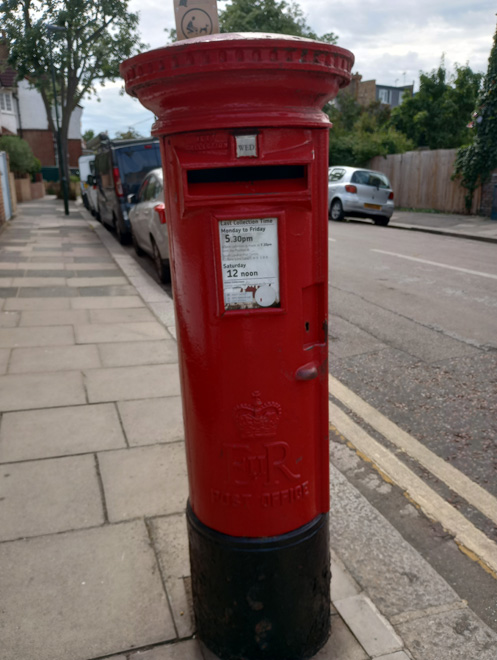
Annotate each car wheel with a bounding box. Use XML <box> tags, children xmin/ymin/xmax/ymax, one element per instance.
<box><xmin>114</xmin><ymin>215</ymin><xmax>130</xmax><ymax>245</ymax></box>
<box><xmin>131</xmin><ymin>226</ymin><xmax>145</xmax><ymax>256</ymax></box>
<box><xmin>330</xmin><ymin>199</ymin><xmax>344</xmax><ymax>221</ymax></box>
<box><xmin>373</xmin><ymin>216</ymin><xmax>390</xmax><ymax>226</ymax></box>
<box><xmin>152</xmin><ymin>240</ymin><xmax>170</xmax><ymax>284</ymax></box>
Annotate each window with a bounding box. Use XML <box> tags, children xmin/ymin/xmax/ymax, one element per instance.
<box><xmin>378</xmin><ymin>88</ymin><xmax>391</xmax><ymax>105</ymax></box>
<box><xmin>0</xmin><ymin>92</ymin><xmax>14</xmax><ymax>114</ymax></box>
<box><xmin>351</xmin><ymin>170</ymin><xmax>390</xmax><ymax>189</ymax></box>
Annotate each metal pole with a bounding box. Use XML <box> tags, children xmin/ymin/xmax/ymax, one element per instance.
<box><xmin>47</xmin><ymin>25</ymin><xmax>69</xmax><ymax>216</ymax></box>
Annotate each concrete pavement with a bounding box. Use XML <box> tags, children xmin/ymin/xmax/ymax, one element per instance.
<box><xmin>0</xmin><ymin>197</ymin><xmax>496</xmax><ymax>660</ymax></box>
<box><xmin>390</xmin><ymin>210</ymin><xmax>497</xmax><ymax>244</ymax></box>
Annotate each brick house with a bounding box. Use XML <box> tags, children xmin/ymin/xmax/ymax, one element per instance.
<box><xmin>0</xmin><ymin>39</ymin><xmax>83</xmax><ymax>170</ymax></box>
<box><xmin>346</xmin><ymin>73</ymin><xmax>414</xmax><ymax>109</ymax></box>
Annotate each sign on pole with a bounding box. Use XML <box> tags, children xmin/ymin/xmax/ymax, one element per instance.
<box><xmin>174</xmin><ymin>0</ymin><xmax>219</xmax><ymax>41</ymax></box>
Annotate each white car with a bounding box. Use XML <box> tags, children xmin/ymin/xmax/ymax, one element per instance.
<box><xmin>78</xmin><ymin>154</ymin><xmax>98</xmax><ymax>216</ymax></box>
<box><xmin>128</xmin><ymin>168</ymin><xmax>170</xmax><ymax>283</ymax></box>
<box><xmin>328</xmin><ymin>166</ymin><xmax>394</xmax><ymax>226</ymax></box>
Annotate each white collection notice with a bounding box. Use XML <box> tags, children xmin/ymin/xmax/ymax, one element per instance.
<box><xmin>218</xmin><ymin>218</ymin><xmax>280</xmax><ymax>311</ymax></box>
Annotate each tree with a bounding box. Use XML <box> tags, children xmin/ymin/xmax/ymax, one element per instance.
<box><xmin>114</xmin><ymin>127</ymin><xmax>143</xmax><ymax>139</ymax></box>
<box><xmin>0</xmin><ymin>135</ymin><xmax>40</xmax><ymax>176</ymax></box>
<box><xmin>454</xmin><ymin>23</ymin><xmax>497</xmax><ymax>210</ymax></box>
<box><xmin>219</xmin><ymin>0</ymin><xmax>337</xmax><ymax>42</ymax></box>
<box><xmin>327</xmin><ymin>96</ymin><xmax>413</xmax><ymax>166</ymax></box>
<box><xmin>83</xmin><ymin>129</ymin><xmax>95</xmax><ymax>143</ymax></box>
<box><xmin>1</xmin><ymin>0</ymin><xmax>146</xmax><ymax>186</ymax></box>
<box><xmin>390</xmin><ymin>61</ymin><xmax>482</xmax><ymax>150</ymax></box>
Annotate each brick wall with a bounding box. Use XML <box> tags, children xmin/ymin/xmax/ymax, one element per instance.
<box><xmin>480</xmin><ymin>170</ymin><xmax>497</xmax><ymax>217</ymax></box>
<box><xmin>20</xmin><ymin>130</ymin><xmax>82</xmax><ymax>168</ymax></box>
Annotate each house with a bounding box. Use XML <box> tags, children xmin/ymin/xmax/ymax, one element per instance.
<box><xmin>346</xmin><ymin>73</ymin><xmax>413</xmax><ymax>109</ymax></box>
<box><xmin>0</xmin><ymin>39</ymin><xmax>83</xmax><ymax>172</ymax></box>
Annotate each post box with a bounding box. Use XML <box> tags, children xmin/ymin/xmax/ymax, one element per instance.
<box><xmin>121</xmin><ymin>33</ymin><xmax>353</xmax><ymax>660</ymax></box>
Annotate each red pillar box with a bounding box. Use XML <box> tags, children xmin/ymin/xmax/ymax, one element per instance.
<box><xmin>121</xmin><ymin>33</ymin><xmax>353</xmax><ymax>660</ymax></box>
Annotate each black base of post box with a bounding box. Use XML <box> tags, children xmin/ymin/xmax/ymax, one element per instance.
<box><xmin>187</xmin><ymin>503</ymin><xmax>331</xmax><ymax>660</ymax></box>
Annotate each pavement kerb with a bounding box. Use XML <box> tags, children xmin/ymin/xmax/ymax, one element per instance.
<box><xmin>389</xmin><ymin>221</ymin><xmax>497</xmax><ymax>244</ymax></box>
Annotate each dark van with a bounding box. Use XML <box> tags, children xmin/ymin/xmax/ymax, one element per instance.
<box><xmin>89</xmin><ymin>134</ymin><xmax>162</xmax><ymax>244</ymax></box>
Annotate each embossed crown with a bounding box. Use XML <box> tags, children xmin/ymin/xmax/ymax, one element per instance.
<box><xmin>234</xmin><ymin>391</ymin><xmax>282</xmax><ymax>439</ymax></box>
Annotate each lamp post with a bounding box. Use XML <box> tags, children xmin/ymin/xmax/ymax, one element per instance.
<box><xmin>47</xmin><ymin>24</ymin><xmax>69</xmax><ymax>216</ymax></box>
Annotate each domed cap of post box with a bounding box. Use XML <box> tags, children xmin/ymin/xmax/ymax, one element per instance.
<box><xmin>120</xmin><ymin>32</ymin><xmax>354</xmax><ymax>136</ymax></box>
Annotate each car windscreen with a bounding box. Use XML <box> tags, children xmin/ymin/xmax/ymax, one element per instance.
<box><xmin>114</xmin><ymin>144</ymin><xmax>161</xmax><ymax>197</ymax></box>
<box><xmin>351</xmin><ymin>170</ymin><xmax>390</xmax><ymax>189</ymax></box>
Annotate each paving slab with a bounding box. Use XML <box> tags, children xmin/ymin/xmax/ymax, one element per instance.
<box><xmin>98</xmin><ymin>339</ymin><xmax>178</xmax><ymax>368</ymax></box>
<box><xmin>0</xmin><ymin>520</ymin><xmax>175</xmax><ymax>660</ymax></box>
<box><xmin>75</xmin><ymin>321</ymin><xmax>168</xmax><ymax>344</ymax></box>
<box><xmin>8</xmin><ymin>344</ymin><xmax>101</xmax><ymax>373</ymax></box>
<box><xmin>150</xmin><ymin>513</ymin><xmax>194</xmax><ymax>638</ymax></box>
<box><xmin>130</xmin><ymin>640</ymin><xmax>204</xmax><ymax>660</ymax></box>
<box><xmin>70</xmin><ymin>295</ymin><xmax>145</xmax><ymax>309</ymax></box>
<box><xmin>0</xmin><ymin>454</ymin><xmax>104</xmax><ymax>540</ymax></box>
<box><xmin>88</xmin><ymin>307</ymin><xmax>157</xmax><ymax>324</ymax></box>
<box><xmin>85</xmin><ymin>363</ymin><xmax>181</xmax><ymax>403</ymax></box>
<box><xmin>76</xmin><ymin>285</ymin><xmax>137</xmax><ymax>297</ymax></box>
<box><xmin>0</xmin><ymin>371</ymin><xmax>86</xmax><ymax>412</ymax></box>
<box><xmin>98</xmin><ymin>443</ymin><xmax>188</xmax><ymax>522</ymax></box>
<box><xmin>0</xmin><ymin>311</ymin><xmax>20</xmax><ymax>327</ymax></box>
<box><xmin>396</xmin><ymin>607</ymin><xmax>497</xmax><ymax>660</ymax></box>
<box><xmin>0</xmin><ymin>348</ymin><xmax>9</xmax><ymax>374</ymax></box>
<box><xmin>118</xmin><ymin>397</ymin><xmax>184</xmax><ymax>446</ymax></box>
<box><xmin>67</xmin><ymin>276</ymin><xmax>129</xmax><ymax>287</ymax></box>
<box><xmin>3</xmin><ymin>297</ymin><xmax>71</xmax><ymax>310</ymax></box>
<box><xmin>0</xmin><ymin>403</ymin><xmax>126</xmax><ymax>462</ymax></box>
<box><xmin>0</xmin><ymin>325</ymin><xmax>74</xmax><ymax>348</ymax></box>
<box><xmin>313</xmin><ymin>616</ymin><xmax>368</xmax><ymax>660</ymax></box>
<box><xmin>19</xmin><ymin>309</ymin><xmax>90</xmax><ymax>326</ymax></box>
<box><xmin>334</xmin><ymin>594</ymin><xmax>403</xmax><ymax>658</ymax></box>
<box><xmin>18</xmin><ymin>286</ymin><xmax>79</xmax><ymax>297</ymax></box>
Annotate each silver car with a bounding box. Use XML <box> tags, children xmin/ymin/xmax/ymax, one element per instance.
<box><xmin>128</xmin><ymin>168</ymin><xmax>170</xmax><ymax>283</ymax></box>
<box><xmin>328</xmin><ymin>166</ymin><xmax>394</xmax><ymax>226</ymax></box>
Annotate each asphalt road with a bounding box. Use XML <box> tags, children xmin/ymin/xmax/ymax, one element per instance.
<box><xmin>328</xmin><ymin>219</ymin><xmax>497</xmax><ymax>494</ymax></box>
<box><xmin>328</xmin><ymin>219</ymin><xmax>497</xmax><ymax>629</ymax></box>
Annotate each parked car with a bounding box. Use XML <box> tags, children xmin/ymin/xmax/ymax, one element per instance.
<box><xmin>328</xmin><ymin>166</ymin><xmax>394</xmax><ymax>226</ymax></box>
<box><xmin>128</xmin><ymin>168</ymin><xmax>170</xmax><ymax>283</ymax></box>
<box><xmin>78</xmin><ymin>154</ymin><xmax>98</xmax><ymax>214</ymax></box>
<box><xmin>88</xmin><ymin>134</ymin><xmax>162</xmax><ymax>244</ymax></box>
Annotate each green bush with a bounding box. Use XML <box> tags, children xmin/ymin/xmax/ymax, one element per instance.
<box><xmin>0</xmin><ymin>136</ymin><xmax>40</xmax><ymax>176</ymax></box>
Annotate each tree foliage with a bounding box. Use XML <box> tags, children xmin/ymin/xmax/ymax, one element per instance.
<box><xmin>114</xmin><ymin>127</ymin><xmax>143</xmax><ymax>139</ymax></box>
<box><xmin>219</xmin><ymin>0</ymin><xmax>337</xmax><ymax>42</ymax></box>
<box><xmin>454</xmin><ymin>23</ymin><xmax>497</xmax><ymax>210</ymax></box>
<box><xmin>327</xmin><ymin>96</ymin><xmax>413</xmax><ymax>166</ymax></box>
<box><xmin>1</xmin><ymin>0</ymin><xmax>145</xmax><ymax>180</ymax></box>
<box><xmin>390</xmin><ymin>61</ymin><xmax>482</xmax><ymax>150</ymax></box>
<box><xmin>0</xmin><ymin>135</ymin><xmax>40</xmax><ymax>176</ymax></box>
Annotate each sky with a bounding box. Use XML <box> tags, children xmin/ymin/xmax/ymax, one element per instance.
<box><xmin>81</xmin><ymin>0</ymin><xmax>497</xmax><ymax>138</ymax></box>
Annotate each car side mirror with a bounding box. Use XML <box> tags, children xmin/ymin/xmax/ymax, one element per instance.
<box><xmin>127</xmin><ymin>193</ymin><xmax>137</xmax><ymax>204</ymax></box>
<box><xmin>87</xmin><ymin>175</ymin><xmax>94</xmax><ymax>186</ymax></box>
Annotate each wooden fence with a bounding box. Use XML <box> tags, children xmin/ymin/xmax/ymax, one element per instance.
<box><xmin>368</xmin><ymin>149</ymin><xmax>481</xmax><ymax>215</ymax></box>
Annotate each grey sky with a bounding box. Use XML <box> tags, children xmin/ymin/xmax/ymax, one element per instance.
<box><xmin>81</xmin><ymin>1</ymin><xmax>496</xmax><ymax>137</ymax></box>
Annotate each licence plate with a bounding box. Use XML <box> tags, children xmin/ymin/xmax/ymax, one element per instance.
<box><xmin>364</xmin><ymin>203</ymin><xmax>381</xmax><ymax>210</ymax></box>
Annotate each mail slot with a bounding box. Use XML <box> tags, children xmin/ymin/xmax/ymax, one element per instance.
<box><xmin>121</xmin><ymin>33</ymin><xmax>354</xmax><ymax>660</ymax></box>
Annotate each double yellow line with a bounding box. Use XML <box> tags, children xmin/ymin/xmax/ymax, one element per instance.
<box><xmin>328</xmin><ymin>374</ymin><xmax>497</xmax><ymax>578</ymax></box>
